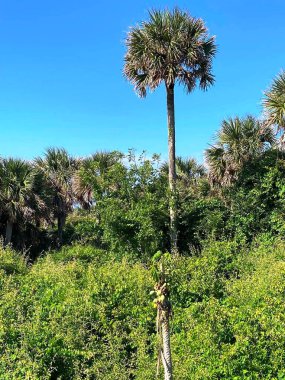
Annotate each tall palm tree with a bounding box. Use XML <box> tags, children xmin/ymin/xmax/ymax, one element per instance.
<box><xmin>263</xmin><ymin>70</ymin><xmax>285</xmax><ymax>144</ymax></box>
<box><xmin>124</xmin><ymin>8</ymin><xmax>216</xmax><ymax>252</ymax></box>
<box><xmin>205</xmin><ymin>116</ymin><xmax>276</xmax><ymax>186</ymax></box>
<box><xmin>35</xmin><ymin>148</ymin><xmax>77</xmax><ymax>246</ymax></box>
<box><xmin>0</xmin><ymin>158</ymin><xmax>36</xmax><ymax>246</ymax></box>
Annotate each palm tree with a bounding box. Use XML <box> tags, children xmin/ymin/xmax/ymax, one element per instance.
<box><xmin>35</xmin><ymin>148</ymin><xmax>77</xmax><ymax>246</ymax></box>
<box><xmin>161</xmin><ymin>156</ymin><xmax>205</xmax><ymax>188</ymax></box>
<box><xmin>73</xmin><ymin>151</ymin><xmax>123</xmax><ymax>209</ymax></box>
<box><xmin>263</xmin><ymin>70</ymin><xmax>285</xmax><ymax>144</ymax></box>
<box><xmin>124</xmin><ymin>8</ymin><xmax>216</xmax><ymax>252</ymax></box>
<box><xmin>205</xmin><ymin>145</ymin><xmax>228</xmax><ymax>186</ymax></box>
<box><xmin>0</xmin><ymin>158</ymin><xmax>36</xmax><ymax>246</ymax></box>
<box><xmin>205</xmin><ymin>116</ymin><xmax>275</xmax><ymax>186</ymax></box>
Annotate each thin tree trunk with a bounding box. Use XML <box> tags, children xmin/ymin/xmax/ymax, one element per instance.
<box><xmin>155</xmin><ymin>263</ymin><xmax>173</xmax><ymax>380</ymax></box>
<box><xmin>57</xmin><ymin>215</ymin><xmax>66</xmax><ymax>246</ymax></box>
<box><xmin>166</xmin><ymin>83</ymin><xmax>177</xmax><ymax>253</ymax></box>
<box><xmin>161</xmin><ymin>310</ymin><xmax>173</xmax><ymax>380</ymax></box>
<box><xmin>4</xmin><ymin>221</ymin><xmax>13</xmax><ymax>246</ymax></box>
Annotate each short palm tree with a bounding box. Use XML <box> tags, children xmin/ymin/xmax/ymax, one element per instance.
<box><xmin>205</xmin><ymin>116</ymin><xmax>275</xmax><ymax>186</ymax></box>
<box><xmin>73</xmin><ymin>151</ymin><xmax>122</xmax><ymax>209</ymax></box>
<box><xmin>161</xmin><ymin>156</ymin><xmax>205</xmax><ymax>187</ymax></box>
<box><xmin>124</xmin><ymin>8</ymin><xmax>216</xmax><ymax>252</ymax></box>
<box><xmin>35</xmin><ymin>148</ymin><xmax>77</xmax><ymax>245</ymax></box>
<box><xmin>0</xmin><ymin>158</ymin><xmax>36</xmax><ymax>246</ymax></box>
<box><xmin>263</xmin><ymin>71</ymin><xmax>285</xmax><ymax>143</ymax></box>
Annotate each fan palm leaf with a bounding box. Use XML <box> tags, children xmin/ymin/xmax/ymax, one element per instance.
<box><xmin>35</xmin><ymin>148</ymin><xmax>77</xmax><ymax>245</ymax></box>
<box><xmin>263</xmin><ymin>71</ymin><xmax>285</xmax><ymax>130</ymax></box>
<box><xmin>0</xmin><ymin>158</ymin><xmax>36</xmax><ymax>245</ymax></box>
<box><xmin>206</xmin><ymin>116</ymin><xmax>275</xmax><ymax>187</ymax></box>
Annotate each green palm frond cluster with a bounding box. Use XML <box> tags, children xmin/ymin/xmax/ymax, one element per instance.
<box><xmin>0</xmin><ymin>158</ymin><xmax>35</xmax><ymax>223</ymax></box>
<box><xmin>35</xmin><ymin>148</ymin><xmax>78</xmax><ymax>212</ymax></box>
<box><xmin>36</xmin><ymin>148</ymin><xmax>77</xmax><ymax>195</ymax></box>
<box><xmin>73</xmin><ymin>151</ymin><xmax>122</xmax><ymax>210</ymax></box>
<box><xmin>161</xmin><ymin>156</ymin><xmax>205</xmax><ymax>184</ymax></box>
<box><xmin>205</xmin><ymin>116</ymin><xmax>275</xmax><ymax>186</ymax></box>
<box><xmin>34</xmin><ymin>148</ymin><xmax>78</xmax><ymax>244</ymax></box>
<box><xmin>124</xmin><ymin>8</ymin><xmax>216</xmax><ymax>96</ymax></box>
<box><xmin>263</xmin><ymin>71</ymin><xmax>285</xmax><ymax>130</ymax></box>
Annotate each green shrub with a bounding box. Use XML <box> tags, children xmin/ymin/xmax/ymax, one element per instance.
<box><xmin>0</xmin><ymin>246</ymin><xmax>155</xmax><ymax>379</ymax></box>
<box><xmin>0</xmin><ymin>245</ymin><xmax>27</xmax><ymax>275</ymax></box>
<box><xmin>63</xmin><ymin>214</ymin><xmax>104</xmax><ymax>247</ymax></box>
<box><xmin>1</xmin><ymin>240</ymin><xmax>285</xmax><ymax>379</ymax></box>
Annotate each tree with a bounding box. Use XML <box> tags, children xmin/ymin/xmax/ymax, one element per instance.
<box><xmin>161</xmin><ymin>156</ymin><xmax>205</xmax><ymax>192</ymax></box>
<box><xmin>263</xmin><ymin>71</ymin><xmax>285</xmax><ymax>137</ymax></box>
<box><xmin>205</xmin><ymin>116</ymin><xmax>275</xmax><ymax>187</ymax></box>
<box><xmin>35</xmin><ymin>148</ymin><xmax>77</xmax><ymax>246</ymax></box>
<box><xmin>0</xmin><ymin>158</ymin><xmax>37</xmax><ymax>246</ymax></box>
<box><xmin>73</xmin><ymin>151</ymin><xmax>123</xmax><ymax>210</ymax></box>
<box><xmin>124</xmin><ymin>8</ymin><xmax>216</xmax><ymax>253</ymax></box>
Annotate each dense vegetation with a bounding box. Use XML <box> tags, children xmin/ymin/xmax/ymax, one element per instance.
<box><xmin>1</xmin><ymin>134</ymin><xmax>284</xmax><ymax>259</ymax></box>
<box><xmin>2</xmin><ymin>104</ymin><xmax>285</xmax><ymax>379</ymax></box>
<box><xmin>1</xmin><ymin>239</ymin><xmax>285</xmax><ymax>379</ymax></box>
<box><xmin>1</xmin><ymin>6</ymin><xmax>285</xmax><ymax>379</ymax></box>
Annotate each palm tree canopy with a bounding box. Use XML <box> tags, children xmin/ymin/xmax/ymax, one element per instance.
<box><xmin>73</xmin><ymin>151</ymin><xmax>122</xmax><ymax>209</ymax></box>
<box><xmin>263</xmin><ymin>70</ymin><xmax>285</xmax><ymax>129</ymax></box>
<box><xmin>218</xmin><ymin>116</ymin><xmax>275</xmax><ymax>162</ymax></box>
<box><xmin>205</xmin><ymin>146</ymin><xmax>227</xmax><ymax>186</ymax></box>
<box><xmin>35</xmin><ymin>148</ymin><xmax>77</xmax><ymax>217</ymax></box>
<box><xmin>124</xmin><ymin>8</ymin><xmax>216</xmax><ymax>97</ymax></box>
<box><xmin>205</xmin><ymin>116</ymin><xmax>275</xmax><ymax>186</ymax></box>
<box><xmin>36</xmin><ymin>148</ymin><xmax>77</xmax><ymax>190</ymax></box>
<box><xmin>161</xmin><ymin>156</ymin><xmax>205</xmax><ymax>181</ymax></box>
<box><xmin>0</xmin><ymin>158</ymin><xmax>35</xmax><ymax>222</ymax></box>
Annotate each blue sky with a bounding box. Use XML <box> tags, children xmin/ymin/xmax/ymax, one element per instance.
<box><xmin>1</xmin><ymin>0</ymin><xmax>285</xmax><ymax>162</ymax></box>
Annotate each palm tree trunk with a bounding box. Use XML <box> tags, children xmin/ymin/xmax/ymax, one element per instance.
<box><xmin>4</xmin><ymin>221</ymin><xmax>13</xmax><ymax>246</ymax></box>
<box><xmin>57</xmin><ymin>215</ymin><xmax>66</xmax><ymax>246</ymax></box>
<box><xmin>166</xmin><ymin>83</ymin><xmax>177</xmax><ymax>253</ymax></box>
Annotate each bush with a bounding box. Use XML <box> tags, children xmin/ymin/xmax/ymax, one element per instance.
<box><xmin>0</xmin><ymin>245</ymin><xmax>27</xmax><ymax>275</ymax></box>
<box><xmin>1</xmin><ymin>240</ymin><xmax>285</xmax><ymax>379</ymax></box>
<box><xmin>63</xmin><ymin>214</ymin><xmax>104</xmax><ymax>247</ymax></box>
<box><xmin>0</xmin><ymin>245</ymin><xmax>155</xmax><ymax>379</ymax></box>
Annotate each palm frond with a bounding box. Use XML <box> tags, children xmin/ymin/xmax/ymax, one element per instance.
<box><xmin>263</xmin><ymin>70</ymin><xmax>285</xmax><ymax>130</ymax></box>
<box><xmin>205</xmin><ymin>116</ymin><xmax>275</xmax><ymax>187</ymax></box>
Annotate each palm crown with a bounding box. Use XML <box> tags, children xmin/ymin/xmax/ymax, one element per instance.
<box><xmin>35</xmin><ymin>148</ymin><xmax>77</xmax><ymax>245</ymax></box>
<box><xmin>205</xmin><ymin>116</ymin><xmax>275</xmax><ymax>186</ymax></box>
<box><xmin>73</xmin><ymin>151</ymin><xmax>122</xmax><ymax>209</ymax></box>
<box><xmin>124</xmin><ymin>8</ymin><xmax>216</xmax><ymax>96</ymax></box>
<box><xmin>0</xmin><ymin>158</ymin><xmax>38</xmax><ymax>245</ymax></box>
<box><xmin>0</xmin><ymin>158</ymin><xmax>35</xmax><ymax>223</ymax></box>
<box><xmin>263</xmin><ymin>71</ymin><xmax>285</xmax><ymax>130</ymax></box>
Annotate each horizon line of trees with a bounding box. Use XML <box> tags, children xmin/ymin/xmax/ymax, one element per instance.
<box><xmin>0</xmin><ymin>66</ymin><xmax>284</xmax><ymax>253</ymax></box>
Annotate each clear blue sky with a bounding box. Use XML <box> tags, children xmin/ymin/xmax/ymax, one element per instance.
<box><xmin>1</xmin><ymin>0</ymin><xmax>285</xmax><ymax>162</ymax></box>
